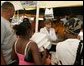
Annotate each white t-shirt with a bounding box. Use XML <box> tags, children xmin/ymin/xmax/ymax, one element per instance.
<box><xmin>54</xmin><ymin>39</ymin><xmax>80</xmax><ymax>65</ymax></box>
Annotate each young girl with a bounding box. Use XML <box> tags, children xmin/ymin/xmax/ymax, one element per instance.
<box><xmin>12</xmin><ymin>18</ymin><xmax>42</xmax><ymax>65</ymax></box>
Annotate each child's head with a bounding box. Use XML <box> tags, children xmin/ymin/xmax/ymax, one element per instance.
<box><xmin>45</xmin><ymin>52</ymin><xmax>51</xmax><ymax>65</ymax></box>
<box><xmin>44</xmin><ymin>19</ymin><xmax>52</xmax><ymax>29</ymax></box>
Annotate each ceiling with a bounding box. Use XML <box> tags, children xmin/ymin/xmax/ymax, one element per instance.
<box><xmin>1</xmin><ymin>1</ymin><xmax>83</xmax><ymax>16</ymax></box>
<box><xmin>1</xmin><ymin>1</ymin><xmax>83</xmax><ymax>10</ymax></box>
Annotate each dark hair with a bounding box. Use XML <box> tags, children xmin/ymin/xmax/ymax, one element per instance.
<box><xmin>1</xmin><ymin>2</ymin><xmax>14</xmax><ymax>12</ymax></box>
<box><xmin>13</xmin><ymin>19</ymin><xmax>32</xmax><ymax>37</ymax></box>
<box><xmin>23</xmin><ymin>18</ymin><xmax>30</xmax><ymax>22</ymax></box>
<box><xmin>44</xmin><ymin>19</ymin><xmax>52</xmax><ymax>24</ymax></box>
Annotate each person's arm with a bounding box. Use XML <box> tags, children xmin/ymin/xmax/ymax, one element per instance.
<box><xmin>40</xmin><ymin>28</ymin><xmax>45</xmax><ymax>34</ymax></box>
<box><xmin>1</xmin><ymin>21</ymin><xmax>5</xmax><ymax>44</ymax></box>
<box><xmin>11</xmin><ymin>44</ymin><xmax>19</xmax><ymax>64</ymax></box>
<box><xmin>30</xmin><ymin>41</ymin><xmax>42</xmax><ymax>65</ymax></box>
<box><xmin>1</xmin><ymin>51</ymin><xmax>6</xmax><ymax>65</ymax></box>
<box><xmin>49</xmin><ymin>28</ymin><xmax>57</xmax><ymax>41</ymax></box>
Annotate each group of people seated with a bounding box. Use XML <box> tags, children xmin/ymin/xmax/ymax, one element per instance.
<box><xmin>1</xmin><ymin>2</ymin><xmax>83</xmax><ymax>65</ymax></box>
